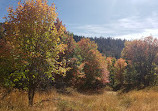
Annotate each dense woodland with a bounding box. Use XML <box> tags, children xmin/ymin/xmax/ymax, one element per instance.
<box><xmin>1</xmin><ymin>0</ymin><xmax>158</xmax><ymax>107</ymax></box>
<box><xmin>73</xmin><ymin>35</ymin><xmax>125</xmax><ymax>58</ymax></box>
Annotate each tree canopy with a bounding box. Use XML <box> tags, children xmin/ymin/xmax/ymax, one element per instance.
<box><xmin>3</xmin><ymin>0</ymin><xmax>67</xmax><ymax>106</ymax></box>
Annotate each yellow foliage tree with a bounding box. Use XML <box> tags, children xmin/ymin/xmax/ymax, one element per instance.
<box><xmin>4</xmin><ymin>0</ymin><xmax>66</xmax><ymax>106</ymax></box>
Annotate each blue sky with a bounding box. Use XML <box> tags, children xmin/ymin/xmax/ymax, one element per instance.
<box><xmin>0</xmin><ymin>0</ymin><xmax>158</xmax><ymax>39</ymax></box>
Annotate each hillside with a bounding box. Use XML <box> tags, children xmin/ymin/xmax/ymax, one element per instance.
<box><xmin>73</xmin><ymin>35</ymin><xmax>125</xmax><ymax>58</ymax></box>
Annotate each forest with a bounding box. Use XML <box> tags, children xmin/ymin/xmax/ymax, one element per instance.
<box><xmin>1</xmin><ymin>0</ymin><xmax>158</xmax><ymax>111</ymax></box>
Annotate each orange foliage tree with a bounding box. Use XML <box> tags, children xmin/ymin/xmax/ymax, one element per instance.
<box><xmin>77</xmin><ymin>38</ymin><xmax>109</xmax><ymax>89</ymax></box>
<box><xmin>114</xmin><ymin>58</ymin><xmax>127</xmax><ymax>86</ymax></box>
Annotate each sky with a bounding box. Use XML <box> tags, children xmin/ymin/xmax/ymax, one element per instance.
<box><xmin>0</xmin><ymin>0</ymin><xmax>158</xmax><ymax>40</ymax></box>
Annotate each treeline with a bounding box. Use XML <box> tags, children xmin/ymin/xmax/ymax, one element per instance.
<box><xmin>106</xmin><ymin>36</ymin><xmax>158</xmax><ymax>91</ymax></box>
<box><xmin>73</xmin><ymin>35</ymin><xmax>125</xmax><ymax>58</ymax></box>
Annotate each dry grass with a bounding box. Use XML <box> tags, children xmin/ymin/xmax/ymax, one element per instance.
<box><xmin>119</xmin><ymin>88</ymin><xmax>158</xmax><ymax>111</ymax></box>
<box><xmin>1</xmin><ymin>87</ymin><xmax>158</xmax><ymax>111</ymax></box>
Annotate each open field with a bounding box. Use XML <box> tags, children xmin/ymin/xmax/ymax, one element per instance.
<box><xmin>1</xmin><ymin>87</ymin><xmax>158</xmax><ymax>111</ymax></box>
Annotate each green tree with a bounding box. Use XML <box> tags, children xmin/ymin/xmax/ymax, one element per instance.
<box><xmin>106</xmin><ymin>57</ymin><xmax>116</xmax><ymax>88</ymax></box>
<box><xmin>3</xmin><ymin>0</ymin><xmax>66</xmax><ymax>106</ymax></box>
<box><xmin>124</xmin><ymin>61</ymin><xmax>138</xmax><ymax>86</ymax></box>
<box><xmin>0</xmin><ymin>39</ymin><xmax>15</xmax><ymax>87</ymax></box>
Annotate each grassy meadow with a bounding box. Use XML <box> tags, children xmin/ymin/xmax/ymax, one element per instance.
<box><xmin>1</xmin><ymin>87</ymin><xmax>158</xmax><ymax>111</ymax></box>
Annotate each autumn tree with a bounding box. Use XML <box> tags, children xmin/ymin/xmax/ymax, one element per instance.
<box><xmin>77</xmin><ymin>38</ymin><xmax>109</xmax><ymax>89</ymax></box>
<box><xmin>53</xmin><ymin>18</ymin><xmax>78</xmax><ymax>89</ymax></box>
<box><xmin>3</xmin><ymin>0</ymin><xmax>66</xmax><ymax>106</ymax></box>
<box><xmin>114</xmin><ymin>58</ymin><xmax>127</xmax><ymax>86</ymax></box>
<box><xmin>122</xmin><ymin>36</ymin><xmax>158</xmax><ymax>87</ymax></box>
<box><xmin>106</xmin><ymin>57</ymin><xmax>127</xmax><ymax>89</ymax></box>
<box><xmin>61</xmin><ymin>33</ymin><xmax>78</xmax><ymax>87</ymax></box>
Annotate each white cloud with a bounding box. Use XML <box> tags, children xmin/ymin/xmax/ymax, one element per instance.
<box><xmin>66</xmin><ymin>13</ymin><xmax>158</xmax><ymax>40</ymax></box>
<box><xmin>115</xmin><ymin>31</ymin><xmax>154</xmax><ymax>40</ymax></box>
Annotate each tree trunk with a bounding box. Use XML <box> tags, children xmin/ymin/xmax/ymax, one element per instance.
<box><xmin>28</xmin><ymin>83</ymin><xmax>35</xmax><ymax>106</ymax></box>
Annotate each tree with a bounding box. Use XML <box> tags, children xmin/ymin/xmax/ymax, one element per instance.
<box><xmin>106</xmin><ymin>57</ymin><xmax>127</xmax><ymax>89</ymax></box>
<box><xmin>0</xmin><ymin>39</ymin><xmax>14</xmax><ymax>87</ymax></box>
<box><xmin>3</xmin><ymin>0</ymin><xmax>66</xmax><ymax>106</ymax></box>
<box><xmin>122</xmin><ymin>36</ymin><xmax>158</xmax><ymax>87</ymax></box>
<box><xmin>77</xmin><ymin>38</ymin><xmax>109</xmax><ymax>89</ymax></box>
<box><xmin>124</xmin><ymin>61</ymin><xmax>138</xmax><ymax>86</ymax></box>
<box><xmin>61</xmin><ymin>33</ymin><xmax>78</xmax><ymax>87</ymax></box>
<box><xmin>0</xmin><ymin>23</ymin><xmax>17</xmax><ymax>88</ymax></box>
<box><xmin>106</xmin><ymin>57</ymin><xmax>116</xmax><ymax>87</ymax></box>
<box><xmin>114</xmin><ymin>58</ymin><xmax>127</xmax><ymax>86</ymax></box>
